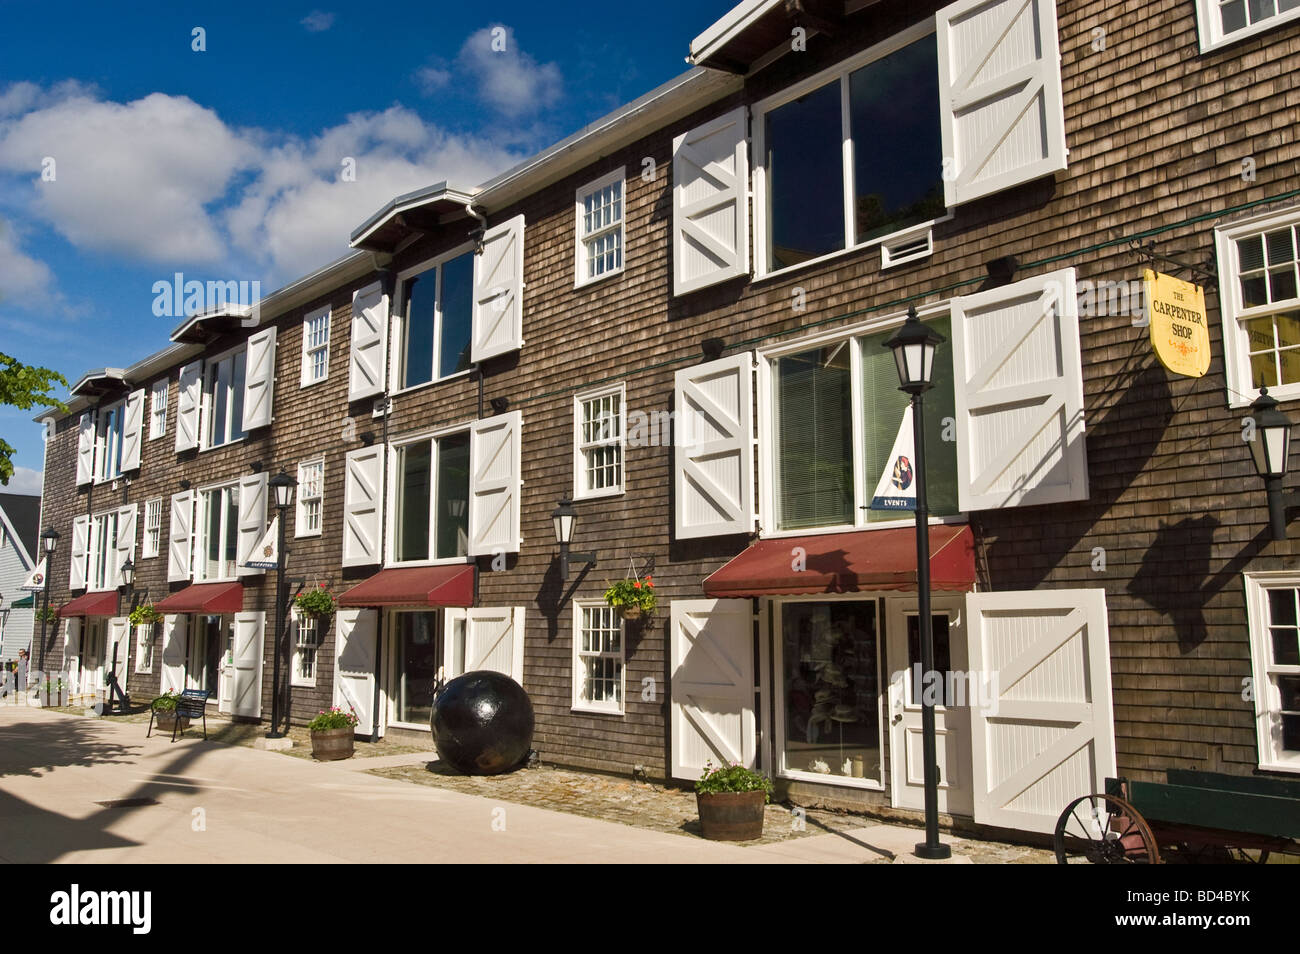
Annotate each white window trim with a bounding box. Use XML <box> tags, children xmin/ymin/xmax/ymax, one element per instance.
<box><xmin>199</xmin><ymin>342</ymin><xmax>248</xmax><ymax>452</ymax></box>
<box><xmin>194</xmin><ymin>480</ymin><xmax>240</xmax><ymax>583</ymax></box>
<box><xmin>571</xmin><ymin>600</ymin><xmax>625</xmax><ymax>715</ymax></box>
<box><xmin>1196</xmin><ymin>0</ymin><xmax>1300</xmax><ymax>52</ymax></box>
<box><xmin>574</xmin><ymin>167</ymin><xmax>627</xmax><ymax>289</ymax></box>
<box><xmin>390</xmin><ymin>242</ymin><xmax>477</xmax><ymax>395</ymax></box>
<box><xmin>296</xmin><ymin>458</ymin><xmax>325</xmax><ymax>539</ymax></box>
<box><xmin>1216</xmin><ymin>206</ymin><xmax>1300</xmax><ymax>408</ymax></box>
<box><xmin>755</xmin><ymin>301</ymin><xmax>968</xmax><ymax>536</ymax></box>
<box><xmin>149</xmin><ymin>379</ymin><xmax>168</xmax><ymax>440</ymax></box>
<box><xmin>290</xmin><ymin>609</ymin><xmax>319</xmax><ymax>689</ymax></box>
<box><xmin>299</xmin><ymin>304</ymin><xmax>332</xmax><ymax>388</ymax></box>
<box><xmin>1243</xmin><ymin>570</ymin><xmax>1300</xmax><ymax>773</ymax></box>
<box><xmin>134</xmin><ymin>622</ymin><xmax>155</xmax><ymax>674</ymax></box>
<box><xmin>85</xmin><ymin>507</ymin><xmax>120</xmax><ymax>593</ymax></box>
<box><xmin>572</xmin><ymin>383</ymin><xmax>626</xmax><ymax>500</ymax></box>
<box><xmin>751</xmin><ymin>18</ymin><xmax>951</xmax><ymax>281</ymax></box>
<box><xmin>142</xmin><ymin>497</ymin><xmax>163</xmax><ymax>559</ymax></box>
<box><xmin>384</xmin><ymin>424</ymin><xmax>474</xmax><ymax>568</ymax></box>
<box><xmin>94</xmin><ymin>397</ymin><xmax>126</xmax><ymax>484</ymax></box>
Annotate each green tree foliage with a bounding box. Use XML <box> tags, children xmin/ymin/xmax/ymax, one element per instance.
<box><xmin>0</xmin><ymin>352</ymin><xmax>67</xmax><ymax>485</ymax></box>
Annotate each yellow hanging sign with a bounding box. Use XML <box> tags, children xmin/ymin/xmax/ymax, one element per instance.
<box><xmin>1144</xmin><ymin>269</ymin><xmax>1210</xmax><ymax>378</ymax></box>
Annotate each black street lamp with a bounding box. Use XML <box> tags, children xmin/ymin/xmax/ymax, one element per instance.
<box><xmin>37</xmin><ymin>527</ymin><xmax>59</xmax><ymax>671</ymax></box>
<box><xmin>884</xmin><ymin>306</ymin><xmax>951</xmax><ymax>861</ymax></box>
<box><xmin>1246</xmin><ymin>386</ymin><xmax>1298</xmax><ymax>540</ymax></box>
<box><xmin>119</xmin><ymin>558</ymin><xmax>135</xmax><ymax>608</ymax></box>
<box><xmin>267</xmin><ymin>469</ymin><xmax>296</xmax><ymax>738</ymax></box>
<box><xmin>552</xmin><ymin>497</ymin><xmax>597</xmax><ymax>580</ymax></box>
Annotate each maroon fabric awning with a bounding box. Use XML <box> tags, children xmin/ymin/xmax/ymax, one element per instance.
<box><xmin>338</xmin><ymin>565</ymin><xmax>475</xmax><ymax>608</ymax></box>
<box><xmin>60</xmin><ymin>591</ymin><xmax>119</xmax><ymax>617</ymax></box>
<box><xmin>154</xmin><ymin>582</ymin><xmax>245</xmax><ymax>614</ymax></box>
<box><xmin>703</xmin><ymin>525</ymin><xmax>976</xmax><ymax>598</ymax></box>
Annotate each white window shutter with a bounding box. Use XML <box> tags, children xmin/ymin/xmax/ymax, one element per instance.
<box><xmin>669</xmin><ymin>599</ymin><xmax>756</xmax><ymax>781</ymax></box>
<box><xmin>69</xmin><ymin>514</ymin><xmax>90</xmax><ymax>590</ymax></box>
<box><xmin>967</xmin><ymin>588</ymin><xmax>1116</xmax><ymax>834</ymax></box>
<box><xmin>464</xmin><ymin>606</ymin><xmax>526</xmax><ymax>684</ymax></box>
<box><xmin>471</xmin><ymin>215</ymin><xmax>525</xmax><ymax>362</ymax></box>
<box><xmin>112</xmin><ymin>505</ymin><xmax>137</xmax><ymax>589</ymax></box>
<box><xmin>236</xmin><ymin>472</ymin><xmax>268</xmax><ymax>577</ymax></box>
<box><xmin>231</xmin><ymin>611</ymin><xmax>265</xmax><ymax>718</ymax></box>
<box><xmin>469</xmin><ymin>412</ymin><xmax>522</xmax><ymax>556</ymax></box>
<box><xmin>107</xmin><ymin>617</ymin><xmax>130</xmax><ymax>694</ymax></box>
<box><xmin>937</xmin><ymin>0</ymin><xmax>1067</xmax><ymax>207</ymax></box>
<box><xmin>168</xmin><ymin>491</ymin><xmax>194</xmax><ymax>582</ymax></box>
<box><xmin>76</xmin><ymin>411</ymin><xmax>95</xmax><ymax>485</ymax></box>
<box><xmin>348</xmin><ymin>281</ymin><xmax>389</xmax><ymax>402</ymax></box>
<box><xmin>159</xmin><ymin>613</ymin><xmax>187</xmax><ymax>694</ymax></box>
<box><xmin>62</xmin><ymin>618</ymin><xmax>82</xmax><ymax>679</ymax></box>
<box><xmin>673</xmin><ymin>353</ymin><xmax>754</xmax><ymax>539</ymax></box>
<box><xmin>242</xmin><ymin>327</ymin><xmax>277</xmax><ymax>431</ymax></box>
<box><xmin>951</xmin><ymin>267</ymin><xmax>1088</xmax><ymax>511</ymax></box>
<box><xmin>175</xmin><ymin>363</ymin><xmax>201</xmax><ymax>452</ymax></box>
<box><xmin>672</xmin><ymin>106</ymin><xmax>750</xmax><ymax>296</ymax></box>
<box><xmin>334</xmin><ymin>608</ymin><xmax>377</xmax><ymax>735</ymax></box>
<box><xmin>120</xmin><ymin>388</ymin><xmax>145</xmax><ymax>472</ymax></box>
<box><xmin>342</xmin><ymin>445</ymin><xmax>382</xmax><ymax>567</ymax></box>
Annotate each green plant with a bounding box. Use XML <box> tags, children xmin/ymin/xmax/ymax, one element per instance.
<box><xmin>308</xmin><ymin>706</ymin><xmax>358</xmax><ymax>732</ymax></box>
<box><xmin>152</xmin><ymin>690</ymin><xmax>179</xmax><ymax>712</ymax></box>
<box><xmin>34</xmin><ymin>606</ymin><xmax>58</xmax><ymax>623</ymax></box>
<box><xmin>129</xmin><ymin>603</ymin><xmax>162</xmax><ymax>626</ymax></box>
<box><xmin>602</xmin><ymin>576</ymin><xmax>656</xmax><ymax>617</ymax></box>
<box><xmin>695</xmin><ymin>761</ymin><xmax>774</xmax><ymax>802</ymax></box>
<box><xmin>294</xmin><ymin>583</ymin><xmax>336</xmax><ymax>618</ymax></box>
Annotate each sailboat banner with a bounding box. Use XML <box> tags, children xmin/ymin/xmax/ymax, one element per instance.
<box><xmin>242</xmin><ymin>515</ymin><xmax>280</xmax><ymax>570</ymax></box>
<box><xmin>20</xmin><ymin>558</ymin><xmax>48</xmax><ymax>591</ymax></box>
<box><xmin>870</xmin><ymin>405</ymin><xmax>917</xmax><ymax>512</ymax></box>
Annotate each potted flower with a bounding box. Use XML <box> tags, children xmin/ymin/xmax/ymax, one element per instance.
<box><xmin>694</xmin><ymin>760</ymin><xmax>774</xmax><ymax>842</ymax></box>
<box><xmin>151</xmin><ymin>690</ymin><xmax>187</xmax><ymax>732</ymax></box>
<box><xmin>308</xmin><ymin>706</ymin><xmax>358</xmax><ymax>761</ymax></box>
<box><xmin>128</xmin><ymin>603</ymin><xmax>163</xmax><ymax>627</ymax></box>
<box><xmin>294</xmin><ymin>583</ymin><xmax>336</xmax><ymax>621</ymax></box>
<box><xmin>603</xmin><ymin>576</ymin><xmax>656</xmax><ymax>621</ymax></box>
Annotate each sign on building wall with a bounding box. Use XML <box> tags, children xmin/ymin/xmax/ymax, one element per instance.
<box><xmin>870</xmin><ymin>405</ymin><xmax>917</xmax><ymax>511</ymax></box>
<box><xmin>1144</xmin><ymin>269</ymin><xmax>1210</xmax><ymax>378</ymax></box>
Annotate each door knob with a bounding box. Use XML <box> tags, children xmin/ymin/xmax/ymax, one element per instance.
<box><xmin>892</xmin><ymin>713</ymin><xmax>902</xmax><ymax>725</ymax></box>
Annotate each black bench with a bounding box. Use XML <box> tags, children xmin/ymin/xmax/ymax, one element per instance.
<box><xmin>147</xmin><ymin>689</ymin><xmax>210</xmax><ymax>742</ymax></box>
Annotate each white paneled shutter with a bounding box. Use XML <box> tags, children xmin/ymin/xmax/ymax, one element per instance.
<box><xmin>950</xmin><ymin>267</ymin><xmax>1087</xmax><ymax>511</ymax></box>
<box><xmin>469</xmin><ymin>411</ymin><xmax>522</xmax><ymax>556</ymax></box>
<box><xmin>242</xmin><ymin>327</ymin><xmax>276</xmax><ymax>431</ymax></box>
<box><xmin>175</xmin><ymin>362</ymin><xmax>201</xmax><ymax>452</ymax></box>
<box><xmin>168</xmin><ymin>491</ymin><xmax>194</xmax><ymax>582</ymax></box>
<box><xmin>230</xmin><ymin>611</ymin><xmax>265</xmax><ymax>718</ymax></box>
<box><xmin>966</xmin><ymin>588</ymin><xmax>1116</xmax><ymax>834</ymax></box>
<box><xmin>334</xmin><ymin>608</ymin><xmax>377</xmax><ymax>735</ymax></box>
<box><xmin>236</xmin><ymin>472</ymin><xmax>268</xmax><ymax>578</ymax></box>
<box><xmin>471</xmin><ymin>215</ymin><xmax>525</xmax><ymax>362</ymax></box>
<box><xmin>936</xmin><ymin>0</ymin><xmax>1067</xmax><ymax>207</ymax></box>
<box><xmin>342</xmin><ymin>445</ymin><xmax>382</xmax><ymax>567</ymax></box>
<box><xmin>62</xmin><ymin>618</ymin><xmax>81</xmax><ymax>686</ymax></box>
<box><xmin>159</xmin><ymin>614</ymin><xmax>187</xmax><ymax>695</ymax></box>
<box><xmin>120</xmin><ymin>388</ymin><xmax>145</xmax><ymax>472</ymax></box>
<box><xmin>669</xmin><ymin>599</ymin><xmax>756</xmax><ymax>781</ymax></box>
<box><xmin>463</xmin><ymin>607</ymin><xmax>525</xmax><ymax>684</ymax></box>
<box><xmin>76</xmin><ymin>411</ymin><xmax>95</xmax><ymax>485</ymax></box>
<box><xmin>348</xmin><ymin>281</ymin><xmax>389</xmax><ymax>402</ymax></box>
<box><xmin>673</xmin><ymin>353</ymin><xmax>754</xmax><ymax>539</ymax></box>
<box><xmin>69</xmin><ymin>514</ymin><xmax>90</xmax><ymax>590</ymax></box>
<box><xmin>112</xmin><ymin>505</ymin><xmax>137</xmax><ymax>590</ymax></box>
<box><xmin>672</xmin><ymin>106</ymin><xmax>750</xmax><ymax>296</ymax></box>
<box><xmin>106</xmin><ymin>617</ymin><xmax>130</xmax><ymax>693</ymax></box>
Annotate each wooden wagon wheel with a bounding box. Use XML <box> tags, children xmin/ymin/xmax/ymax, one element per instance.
<box><xmin>1054</xmin><ymin>793</ymin><xmax>1161</xmax><ymax>864</ymax></box>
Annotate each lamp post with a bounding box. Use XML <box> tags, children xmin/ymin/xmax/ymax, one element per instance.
<box><xmin>884</xmin><ymin>306</ymin><xmax>951</xmax><ymax>861</ymax></box>
<box><xmin>119</xmin><ymin>558</ymin><xmax>135</xmax><ymax>612</ymax></box>
<box><xmin>1246</xmin><ymin>387</ymin><xmax>1297</xmax><ymax>540</ymax></box>
<box><xmin>37</xmin><ymin>527</ymin><xmax>59</xmax><ymax>672</ymax></box>
<box><xmin>267</xmin><ymin>469</ymin><xmax>296</xmax><ymax>738</ymax></box>
<box><xmin>552</xmin><ymin>497</ymin><xmax>597</xmax><ymax>579</ymax></box>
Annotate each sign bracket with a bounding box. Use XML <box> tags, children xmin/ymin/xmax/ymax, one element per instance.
<box><xmin>1129</xmin><ymin>240</ymin><xmax>1217</xmax><ymax>285</ymax></box>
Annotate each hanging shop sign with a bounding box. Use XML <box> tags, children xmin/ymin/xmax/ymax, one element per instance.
<box><xmin>20</xmin><ymin>557</ymin><xmax>47</xmax><ymax>591</ymax></box>
<box><xmin>1144</xmin><ymin>269</ymin><xmax>1210</xmax><ymax>378</ymax></box>
<box><xmin>870</xmin><ymin>405</ymin><xmax>917</xmax><ymax>511</ymax></box>
<box><xmin>242</xmin><ymin>515</ymin><xmax>280</xmax><ymax>570</ymax></box>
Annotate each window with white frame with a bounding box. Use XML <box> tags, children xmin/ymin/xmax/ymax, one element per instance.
<box><xmin>143</xmin><ymin>497</ymin><xmax>163</xmax><ymax>558</ymax></box>
<box><xmin>574</xmin><ymin>384</ymin><xmax>624</xmax><ymax>498</ymax></box>
<box><xmin>292</xmin><ymin>613</ymin><xmax>319</xmax><ymax>687</ymax></box>
<box><xmin>86</xmin><ymin>510</ymin><xmax>120</xmax><ymax>591</ymax></box>
<box><xmin>575</xmin><ymin>168</ymin><xmax>625</xmax><ymax>286</ymax></box>
<box><xmin>573</xmin><ymin>603</ymin><xmax>623</xmax><ymax>714</ymax></box>
<box><xmin>1197</xmin><ymin>0</ymin><xmax>1300</xmax><ymax>51</ymax></box>
<box><xmin>768</xmin><ymin>316</ymin><xmax>958</xmax><ymax>531</ymax></box>
<box><xmin>301</xmin><ymin>306</ymin><xmax>331</xmax><ymax>386</ymax></box>
<box><xmin>1217</xmin><ymin>209</ymin><xmax>1300</xmax><ymax>406</ymax></box>
<box><xmin>1245</xmin><ymin>573</ymin><xmax>1300</xmax><ymax>771</ymax></box>
<box><xmin>203</xmin><ymin>347</ymin><xmax>247</xmax><ymax>448</ymax></box>
<box><xmin>297</xmin><ymin>458</ymin><xmax>324</xmax><ymax>537</ymax></box>
<box><xmin>195</xmin><ymin>483</ymin><xmax>240</xmax><ymax>581</ymax></box>
<box><xmin>391</xmin><ymin>431</ymin><xmax>471</xmax><ymax>563</ymax></box>
<box><xmin>755</xmin><ymin>24</ymin><xmax>944</xmax><ymax>276</ymax></box>
<box><xmin>149</xmin><ymin>379</ymin><xmax>168</xmax><ymax>439</ymax></box>
<box><xmin>396</xmin><ymin>247</ymin><xmax>475</xmax><ymax>391</ymax></box>
<box><xmin>134</xmin><ymin>622</ymin><xmax>156</xmax><ymax>674</ymax></box>
<box><xmin>95</xmin><ymin>398</ymin><xmax>126</xmax><ymax>482</ymax></box>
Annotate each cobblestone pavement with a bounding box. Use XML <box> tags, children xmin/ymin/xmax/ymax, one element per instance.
<box><xmin>368</xmin><ymin>761</ymin><xmax>1055</xmax><ymax>863</ymax></box>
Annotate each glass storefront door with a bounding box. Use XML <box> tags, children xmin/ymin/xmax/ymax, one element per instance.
<box><xmin>391</xmin><ymin>611</ymin><xmax>442</xmax><ymax>727</ymax></box>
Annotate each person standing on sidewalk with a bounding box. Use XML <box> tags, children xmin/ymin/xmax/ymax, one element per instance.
<box><xmin>16</xmin><ymin>648</ymin><xmax>29</xmax><ymax>692</ymax></box>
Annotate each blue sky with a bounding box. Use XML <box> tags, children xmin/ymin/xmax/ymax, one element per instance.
<box><xmin>0</xmin><ymin>0</ymin><xmax>735</xmax><ymax>493</ymax></box>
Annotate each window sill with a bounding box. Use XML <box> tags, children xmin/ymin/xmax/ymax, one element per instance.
<box><xmin>294</xmin><ymin>529</ymin><xmax>323</xmax><ymax>540</ymax></box>
<box><xmin>571</xmin><ymin>703</ymin><xmax>624</xmax><ymax>717</ymax></box>
<box><xmin>1257</xmin><ymin>759</ymin><xmax>1300</xmax><ymax>774</ymax></box>
<box><xmin>573</xmin><ymin>486</ymin><xmax>624</xmax><ymax>502</ymax></box>
<box><xmin>299</xmin><ymin>374</ymin><xmax>329</xmax><ymax>390</ymax></box>
<box><xmin>779</xmin><ymin>768</ymin><xmax>884</xmax><ymax>791</ymax></box>
<box><xmin>199</xmin><ymin>436</ymin><xmax>248</xmax><ymax>454</ymax></box>
<box><xmin>575</xmin><ymin>266</ymin><xmax>624</xmax><ymax>291</ymax></box>
<box><xmin>753</xmin><ymin>213</ymin><xmax>952</xmax><ymax>286</ymax></box>
<box><xmin>760</xmin><ymin>515</ymin><xmax>967</xmax><ymax>539</ymax></box>
<box><xmin>290</xmin><ymin>679</ymin><xmax>316</xmax><ymax>690</ymax></box>
<box><xmin>383</xmin><ymin>557</ymin><xmax>473</xmax><ymax>569</ymax></box>
<box><xmin>390</xmin><ymin>367</ymin><xmax>477</xmax><ymax>401</ymax></box>
<box><xmin>1198</xmin><ymin>12</ymin><xmax>1300</xmax><ymax>53</ymax></box>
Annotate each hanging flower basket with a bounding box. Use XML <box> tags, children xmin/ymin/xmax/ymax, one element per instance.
<box><xmin>294</xmin><ymin>583</ymin><xmax>336</xmax><ymax>620</ymax></box>
<box><xmin>603</xmin><ymin>576</ymin><xmax>656</xmax><ymax>621</ymax></box>
<box><xmin>129</xmin><ymin>603</ymin><xmax>163</xmax><ymax>627</ymax></box>
<box><xmin>34</xmin><ymin>606</ymin><xmax>59</xmax><ymax>624</ymax></box>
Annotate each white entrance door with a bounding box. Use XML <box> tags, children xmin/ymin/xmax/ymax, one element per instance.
<box><xmin>886</xmin><ymin>597</ymin><xmax>974</xmax><ymax>816</ymax></box>
<box><xmin>81</xmin><ymin>618</ymin><xmax>105</xmax><ymax>696</ymax></box>
<box><xmin>229</xmin><ymin>612</ymin><xmax>265</xmax><ymax>718</ymax></box>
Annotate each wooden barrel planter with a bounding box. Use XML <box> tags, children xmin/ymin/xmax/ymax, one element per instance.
<box><xmin>310</xmin><ymin>727</ymin><xmax>355</xmax><ymax>761</ymax></box>
<box><xmin>697</xmin><ymin>790</ymin><xmax>766</xmax><ymax>841</ymax></box>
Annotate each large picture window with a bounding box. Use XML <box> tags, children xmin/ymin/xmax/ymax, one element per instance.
<box><xmin>87</xmin><ymin>510</ymin><xmax>120</xmax><ymax>591</ymax></box>
<box><xmin>196</xmin><ymin>484</ymin><xmax>239</xmax><ymax>581</ymax></box>
<box><xmin>95</xmin><ymin>399</ymin><xmax>125</xmax><ymax>482</ymax></box>
<box><xmin>203</xmin><ymin>349</ymin><xmax>247</xmax><ymax>448</ymax></box>
<box><xmin>397</xmin><ymin>249</ymin><xmax>474</xmax><ymax>391</ymax></box>
<box><xmin>392</xmin><ymin>431</ymin><xmax>471</xmax><ymax>563</ymax></box>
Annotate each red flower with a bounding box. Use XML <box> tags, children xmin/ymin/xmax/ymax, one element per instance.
<box><xmin>633</xmin><ymin>582</ymin><xmax>642</xmax><ymax>589</ymax></box>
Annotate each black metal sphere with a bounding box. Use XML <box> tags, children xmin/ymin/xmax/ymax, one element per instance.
<box><xmin>430</xmin><ymin>670</ymin><xmax>535</xmax><ymax>775</ymax></box>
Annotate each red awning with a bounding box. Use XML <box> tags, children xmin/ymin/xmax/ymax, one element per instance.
<box><xmin>60</xmin><ymin>591</ymin><xmax>120</xmax><ymax>617</ymax></box>
<box><xmin>154</xmin><ymin>582</ymin><xmax>245</xmax><ymax>614</ymax></box>
<box><xmin>703</xmin><ymin>525</ymin><xmax>976</xmax><ymax>598</ymax></box>
<box><xmin>338</xmin><ymin>565</ymin><xmax>475</xmax><ymax>608</ymax></box>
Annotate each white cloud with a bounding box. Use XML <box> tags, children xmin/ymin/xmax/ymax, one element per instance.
<box><xmin>456</xmin><ymin>25</ymin><xmax>563</xmax><ymax>117</ymax></box>
<box><xmin>415</xmin><ymin>64</ymin><xmax>452</xmax><ymax>95</ymax></box>
<box><xmin>4</xmin><ymin>465</ymin><xmax>44</xmax><ymax>496</ymax></box>
<box><xmin>300</xmin><ymin>10</ymin><xmax>335</xmax><ymax>32</ymax></box>
<box><xmin>0</xmin><ymin>220</ymin><xmax>55</xmax><ymax>308</ymax></box>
